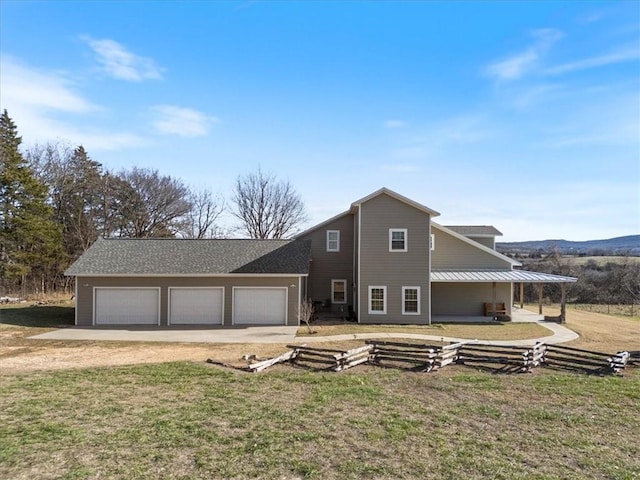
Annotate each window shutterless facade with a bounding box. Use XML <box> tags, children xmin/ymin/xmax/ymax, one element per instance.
<box><xmin>331</xmin><ymin>279</ymin><xmax>347</xmax><ymax>304</ymax></box>
<box><xmin>326</xmin><ymin>230</ymin><xmax>340</xmax><ymax>252</ymax></box>
<box><xmin>402</xmin><ymin>286</ymin><xmax>420</xmax><ymax>315</ymax></box>
<box><xmin>389</xmin><ymin>228</ymin><xmax>407</xmax><ymax>252</ymax></box>
<box><xmin>368</xmin><ymin>286</ymin><xmax>387</xmax><ymax>314</ymax></box>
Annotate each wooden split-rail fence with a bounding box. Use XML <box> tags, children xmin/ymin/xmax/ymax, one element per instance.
<box><xmin>457</xmin><ymin>342</ymin><xmax>546</xmax><ymax>373</ymax></box>
<box><xmin>365</xmin><ymin>340</ymin><xmax>470</xmax><ymax>371</ymax></box>
<box><xmin>543</xmin><ymin>344</ymin><xmax>630</xmax><ymax>374</ymax></box>
<box><xmin>235</xmin><ymin>341</ymin><xmax>634</xmax><ymax>375</ymax></box>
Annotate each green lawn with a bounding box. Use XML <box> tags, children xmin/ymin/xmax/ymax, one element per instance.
<box><xmin>0</xmin><ymin>302</ymin><xmax>74</xmax><ymax>329</ymax></box>
<box><xmin>1</xmin><ymin>362</ymin><xmax>639</xmax><ymax>480</ymax></box>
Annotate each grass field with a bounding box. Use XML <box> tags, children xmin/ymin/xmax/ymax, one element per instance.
<box><xmin>1</xmin><ymin>303</ymin><xmax>639</xmax><ymax>479</ymax></box>
<box><xmin>1</xmin><ymin>363</ymin><xmax>638</xmax><ymax>480</ymax></box>
<box><xmin>562</xmin><ymin>255</ymin><xmax>640</xmax><ymax>266</ymax></box>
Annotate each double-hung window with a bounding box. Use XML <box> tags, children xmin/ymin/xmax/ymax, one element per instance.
<box><xmin>402</xmin><ymin>286</ymin><xmax>420</xmax><ymax>315</ymax></box>
<box><xmin>331</xmin><ymin>280</ymin><xmax>347</xmax><ymax>304</ymax></box>
<box><xmin>389</xmin><ymin>229</ymin><xmax>407</xmax><ymax>252</ymax></box>
<box><xmin>327</xmin><ymin>230</ymin><xmax>340</xmax><ymax>252</ymax></box>
<box><xmin>368</xmin><ymin>286</ymin><xmax>387</xmax><ymax>314</ymax></box>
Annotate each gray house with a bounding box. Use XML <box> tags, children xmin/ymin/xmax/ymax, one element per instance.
<box><xmin>66</xmin><ymin>188</ymin><xmax>575</xmax><ymax>327</ymax></box>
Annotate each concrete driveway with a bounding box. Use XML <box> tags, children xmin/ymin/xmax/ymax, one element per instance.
<box><xmin>30</xmin><ymin>319</ymin><xmax>579</xmax><ymax>346</ymax></box>
<box><xmin>31</xmin><ymin>325</ymin><xmax>299</xmax><ymax>344</ymax></box>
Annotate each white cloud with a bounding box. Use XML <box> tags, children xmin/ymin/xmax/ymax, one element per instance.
<box><xmin>150</xmin><ymin>105</ymin><xmax>219</xmax><ymax>137</ymax></box>
<box><xmin>1</xmin><ymin>55</ymin><xmax>97</xmax><ymax>113</ymax></box>
<box><xmin>83</xmin><ymin>36</ymin><xmax>163</xmax><ymax>82</ymax></box>
<box><xmin>384</xmin><ymin>119</ymin><xmax>407</xmax><ymax>129</ymax></box>
<box><xmin>486</xmin><ymin>49</ymin><xmax>538</xmax><ymax>81</ymax></box>
<box><xmin>0</xmin><ymin>55</ymin><xmax>146</xmax><ymax>151</ymax></box>
<box><xmin>544</xmin><ymin>45</ymin><xmax>640</xmax><ymax>75</ymax></box>
<box><xmin>486</xmin><ymin>28</ymin><xmax>564</xmax><ymax>81</ymax></box>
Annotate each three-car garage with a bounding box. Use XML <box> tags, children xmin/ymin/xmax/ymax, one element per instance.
<box><xmin>66</xmin><ymin>238</ymin><xmax>310</xmax><ymax>328</ymax></box>
<box><xmin>91</xmin><ymin>284</ymin><xmax>291</xmax><ymax>326</ymax></box>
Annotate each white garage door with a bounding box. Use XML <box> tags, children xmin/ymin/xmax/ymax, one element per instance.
<box><xmin>95</xmin><ymin>288</ymin><xmax>159</xmax><ymax>325</ymax></box>
<box><xmin>233</xmin><ymin>287</ymin><xmax>287</xmax><ymax>325</ymax></box>
<box><xmin>169</xmin><ymin>288</ymin><xmax>223</xmax><ymax>325</ymax></box>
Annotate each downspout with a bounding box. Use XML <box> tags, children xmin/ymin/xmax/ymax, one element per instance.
<box><xmin>298</xmin><ymin>276</ymin><xmax>302</xmax><ymax>326</ymax></box>
<box><xmin>357</xmin><ymin>205</ymin><xmax>361</xmax><ymax>323</ymax></box>
<box><xmin>74</xmin><ymin>277</ymin><xmax>78</xmax><ymax>326</ymax></box>
<box><xmin>427</xmin><ymin>222</ymin><xmax>432</xmax><ymax>325</ymax></box>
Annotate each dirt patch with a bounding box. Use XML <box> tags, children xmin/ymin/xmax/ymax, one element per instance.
<box><xmin>0</xmin><ymin>328</ymin><xmax>292</xmax><ymax>374</ymax></box>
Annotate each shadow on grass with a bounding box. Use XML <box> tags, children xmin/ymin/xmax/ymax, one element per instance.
<box><xmin>0</xmin><ymin>304</ymin><xmax>74</xmax><ymax>328</ymax></box>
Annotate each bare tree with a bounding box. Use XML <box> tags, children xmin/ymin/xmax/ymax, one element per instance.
<box><xmin>232</xmin><ymin>168</ymin><xmax>307</xmax><ymax>239</ymax></box>
<box><xmin>182</xmin><ymin>188</ymin><xmax>225</xmax><ymax>239</ymax></box>
<box><xmin>113</xmin><ymin>167</ymin><xmax>192</xmax><ymax>238</ymax></box>
<box><xmin>298</xmin><ymin>298</ymin><xmax>316</xmax><ymax>334</ymax></box>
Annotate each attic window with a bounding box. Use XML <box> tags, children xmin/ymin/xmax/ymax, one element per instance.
<box><xmin>430</xmin><ymin>233</ymin><xmax>435</xmax><ymax>251</ymax></box>
<box><xmin>389</xmin><ymin>229</ymin><xmax>407</xmax><ymax>252</ymax></box>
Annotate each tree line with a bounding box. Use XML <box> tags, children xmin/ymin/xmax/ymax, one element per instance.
<box><xmin>0</xmin><ymin>110</ymin><xmax>307</xmax><ymax>296</ymax></box>
<box><xmin>516</xmin><ymin>251</ymin><xmax>640</xmax><ymax>308</ymax></box>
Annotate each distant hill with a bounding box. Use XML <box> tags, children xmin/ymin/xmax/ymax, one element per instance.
<box><xmin>496</xmin><ymin>235</ymin><xmax>640</xmax><ymax>256</ymax></box>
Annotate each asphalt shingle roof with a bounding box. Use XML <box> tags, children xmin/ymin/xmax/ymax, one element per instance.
<box><xmin>65</xmin><ymin>238</ymin><xmax>312</xmax><ymax>276</ymax></box>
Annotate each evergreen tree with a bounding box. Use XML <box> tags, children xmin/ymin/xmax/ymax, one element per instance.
<box><xmin>0</xmin><ymin>110</ymin><xmax>62</xmax><ymax>295</ymax></box>
<box><xmin>53</xmin><ymin>145</ymin><xmax>105</xmax><ymax>258</ymax></box>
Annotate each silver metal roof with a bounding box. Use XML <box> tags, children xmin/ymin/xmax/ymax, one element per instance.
<box><xmin>431</xmin><ymin>269</ymin><xmax>577</xmax><ymax>283</ymax></box>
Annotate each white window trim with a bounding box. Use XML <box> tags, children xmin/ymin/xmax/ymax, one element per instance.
<box><xmin>326</xmin><ymin>230</ymin><xmax>340</xmax><ymax>252</ymax></box>
<box><xmin>389</xmin><ymin>228</ymin><xmax>408</xmax><ymax>252</ymax></box>
<box><xmin>331</xmin><ymin>279</ymin><xmax>347</xmax><ymax>304</ymax></box>
<box><xmin>430</xmin><ymin>233</ymin><xmax>435</xmax><ymax>251</ymax></box>
<box><xmin>368</xmin><ymin>286</ymin><xmax>387</xmax><ymax>315</ymax></box>
<box><xmin>402</xmin><ymin>286</ymin><xmax>421</xmax><ymax>315</ymax></box>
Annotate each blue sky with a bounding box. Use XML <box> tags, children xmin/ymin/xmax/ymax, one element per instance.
<box><xmin>1</xmin><ymin>1</ymin><xmax>638</xmax><ymax>242</ymax></box>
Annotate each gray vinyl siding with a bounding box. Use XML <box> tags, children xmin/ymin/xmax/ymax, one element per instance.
<box><xmin>431</xmin><ymin>228</ymin><xmax>512</xmax><ymax>269</ymax></box>
<box><xmin>431</xmin><ymin>282</ymin><xmax>512</xmax><ymax>316</ymax></box>
<box><xmin>358</xmin><ymin>193</ymin><xmax>431</xmax><ymax>324</ymax></box>
<box><xmin>297</xmin><ymin>214</ymin><xmax>354</xmax><ymax>311</ymax></box>
<box><xmin>467</xmin><ymin>237</ymin><xmax>495</xmax><ymax>249</ymax></box>
<box><xmin>75</xmin><ymin>276</ymin><xmax>301</xmax><ymax>327</ymax></box>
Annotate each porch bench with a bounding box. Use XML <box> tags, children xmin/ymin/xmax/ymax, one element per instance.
<box><xmin>484</xmin><ymin>302</ymin><xmax>507</xmax><ymax>317</ymax></box>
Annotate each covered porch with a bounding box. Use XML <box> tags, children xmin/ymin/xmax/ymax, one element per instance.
<box><xmin>431</xmin><ymin>269</ymin><xmax>577</xmax><ymax>323</ymax></box>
